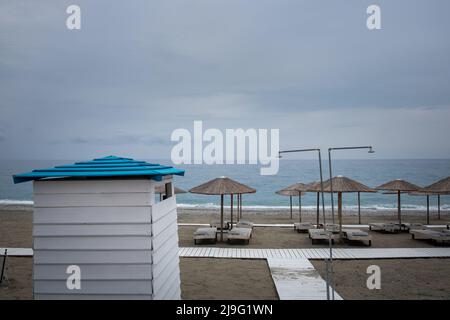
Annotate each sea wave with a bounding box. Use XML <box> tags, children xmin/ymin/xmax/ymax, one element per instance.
<box><xmin>0</xmin><ymin>199</ymin><xmax>449</xmax><ymax>212</ymax></box>
<box><xmin>177</xmin><ymin>202</ymin><xmax>450</xmax><ymax>212</ymax></box>
<box><xmin>0</xmin><ymin>199</ymin><xmax>33</xmax><ymax>206</ymax></box>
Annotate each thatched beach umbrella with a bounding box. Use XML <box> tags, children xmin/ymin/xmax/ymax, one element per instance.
<box><xmin>189</xmin><ymin>176</ymin><xmax>256</xmax><ymax>241</ymax></box>
<box><xmin>322</xmin><ymin>176</ymin><xmax>375</xmax><ymax>235</ymax></box>
<box><xmin>423</xmin><ymin>177</ymin><xmax>450</xmax><ymax>219</ymax></box>
<box><xmin>376</xmin><ymin>179</ymin><xmax>420</xmax><ymax>225</ymax></box>
<box><xmin>283</xmin><ymin>183</ymin><xmax>310</xmax><ymax>222</ymax></box>
<box><xmin>155</xmin><ymin>185</ymin><xmax>187</xmax><ymax>201</ymax></box>
<box><xmin>276</xmin><ymin>185</ymin><xmax>306</xmax><ymax>221</ymax></box>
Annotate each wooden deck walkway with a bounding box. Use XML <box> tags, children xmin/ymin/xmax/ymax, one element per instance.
<box><xmin>3</xmin><ymin>247</ymin><xmax>450</xmax><ymax>259</ymax></box>
<box><xmin>267</xmin><ymin>258</ymin><xmax>342</xmax><ymax>300</ymax></box>
<box><xmin>179</xmin><ymin>247</ymin><xmax>450</xmax><ymax>259</ymax></box>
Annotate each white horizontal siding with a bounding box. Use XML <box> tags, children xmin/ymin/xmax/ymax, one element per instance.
<box><xmin>34</xmin><ymin>193</ymin><xmax>152</xmax><ymax>207</ymax></box>
<box><xmin>155</xmin><ymin>273</ymin><xmax>180</xmax><ymax>300</ymax></box>
<box><xmin>33</xmin><ymin>224</ymin><xmax>152</xmax><ymax>237</ymax></box>
<box><xmin>161</xmin><ymin>275</ymin><xmax>181</xmax><ymax>300</ymax></box>
<box><xmin>152</xmin><ymin>223</ymin><xmax>178</xmax><ymax>251</ymax></box>
<box><xmin>153</xmin><ymin>245</ymin><xmax>179</xmax><ymax>279</ymax></box>
<box><xmin>34</xmin><ymin>207</ymin><xmax>151</xmax><ymax>224</ymax></box>
<box><xmin>153</xmin><ymin>258</ymin><xmax>179</xmax><ymax>294</ymax></box>
<box><xmin>34</xmin><ymin>236</ymin><xmax>151</xmax><ymax>250</ymax></box>
<box><xmin>34</xmin><ymin>179</ymin><xmax>153</xmax><ymax>194</ymax></box>
<box><xmin>152</xmin><ymin>208</ymin><xmax>177</xmax><ymax>237</ymax></box>
<box><xmin>34</xmin><ymin>250</ymin><xmax>152</xmax><ymax>265</ymax></box>
<box><xmin>34</xmin><ymin>280</ymin><xmax>152</xmax><ymax>295</ymax></box>
<box><xmin>153</xmin><ymin>237</ymin><xmax>178</xmax><ymax>265</ymax></box>
<box><xmin>34</xmin><ymin>264</ymin><xmax>151</xmax><ymax>280</ymax></box>
<box><xmin>32</xmin><ymin>178</ymin><xmax>180</xmax><ymax>299</ymax></box>
<box><xmin>152</xmin><ymin>196</ymin><xmax>176</xmax><ymax>222</ymax></box>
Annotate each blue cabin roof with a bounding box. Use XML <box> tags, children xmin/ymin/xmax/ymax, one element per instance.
<box><xmin>12</xmin><ymin>156</ymin><xmax>185</xmax><ymax>184</ymax></box>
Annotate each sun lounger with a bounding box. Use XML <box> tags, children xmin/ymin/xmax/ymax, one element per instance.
<box><xmin>235</xmin><ymin>220</ymin><xmax>254</xmax><ymax>229</ymax></box>
<box><xmin>369</xmin><ymin>222</ymin><xmax>401</xmax><ymax>233</ymax></box>
<box><xmin>308</xmin><ymin>229</ymin><xmax>339</xmax><ymax>244</ymax></box>
<box><xmin>294</xmin><ymin>222</ymin><xmax>315</xmax><ymax>233</ymax></box>
<box><xmin>227</xmin><ymin>227</ymin><xmax>252</xmax><ymax>244</ymax></box>
<box><xmin>324</xmin><ymin>223</ymin><xmax>340</xmax><ymax>233</ymax></box>
<box><xmin>342</xmin><ymin>229</ymin><xmax>372</xmax><ymax>246</ymax></box>
<box><xmin>194</xmin><ymin>227</ymin><xmax>217</xmax><ymax>244</ymax></box>
<box><xmin>210</xmin><ymin>220</ymin><xmax>230</xmax><ymax>230</ymax></box>
<box><xmin>410</xmin><ymin>229</ymin><xmax>450</xmax><ymax>244</ymax></box>
<box><xmin>403</xmin><ymin>223</ymin><xmax>428</xmax><ymax>231</ymax></box>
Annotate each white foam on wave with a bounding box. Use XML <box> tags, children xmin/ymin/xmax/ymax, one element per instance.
<box><xmin>177</xmin><ymin>203</ymin><xmax>450</xmax><ymax>212</ymax></box>
<box><xmin>0</xmin><ymin>199</ymin><xmax>33</xmax><ymax>206</ymax></box>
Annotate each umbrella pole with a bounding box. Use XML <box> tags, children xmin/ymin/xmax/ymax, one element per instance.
<box><xmin>438</xmin><ymin>195</ymin><xmax>441</xmax><ymax>220</ymax></box>
<box><xmin>290</xmin><ymin>196</ymin><xmax>293</xmax><ymax>219</ymax></box>
<box><xmin>298</xmin><ymin>193</ymin><xmax>302</xmax><ymax>223</ymax></box>
<box><xmin>230</xmin><ymin>194</ymin><xmax>234</xmax><ymax>230</ymax></box>
<box><xmin>426</xmin><ymin>195</ymin><xmax>430</xmax><ymax>225</ymax></box>
<box><xmin>237</xmin><ymin>194</ymin><xmax>240</xmax><ymax>221</ymax></box>
<box><xmin>240</xmin><ymin>194</ymin><xmax>243</xmax><ymax>220</ymax></box>
<box><xmin>316</xmin><ymin>192</ymin><xmax>320</xmax><ymax>228</ymax></box>
<box><xmin>220</xmin><ymin>194</ymin><xmax>224</xmax><ymax>242</ymax></box>
<box><xmin>358</xmin><ymin>192</ymin><xmax>361</xmax><ymax>225</ymax></box>
<box><xmin>338</xmin><ymin>192</ymin><xmax>343</xmax><ymax>238</ymax></box>
<box><xmin>397</xmin><ymin>190</ymin><xmax>402</xmax><ymax>226</ymax></box>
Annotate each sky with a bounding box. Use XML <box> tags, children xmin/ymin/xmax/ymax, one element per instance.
<box><xmin>1</xmin><ymin>0</ymin><xmax>450</xmax><ymax>161</ymax></box>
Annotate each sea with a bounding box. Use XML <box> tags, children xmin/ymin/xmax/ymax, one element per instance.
<box><xmin>1</xmin><ymin>159</ymin><xmax>449</xmax><ymax>213</ymax></box>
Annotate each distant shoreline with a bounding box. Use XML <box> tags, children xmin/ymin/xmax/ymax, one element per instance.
<box><xmin>0</xmin><ymin>200</ymin><xmax>449</xmax><ymax>216</ymax></box>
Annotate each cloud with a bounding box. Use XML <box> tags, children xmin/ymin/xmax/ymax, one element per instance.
<box><xmin>0</xmin><ymin>0</ymin><xmax>450</xmax><ymax>159</ymax></box>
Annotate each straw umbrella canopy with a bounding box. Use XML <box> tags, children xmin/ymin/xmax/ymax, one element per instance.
<box><xmin>155</xmin><ymin>185</ymin><xmax>187</xmax><ymax>201</ymax></box>
<box><xmin>375</xmin><ymin>179</ymin><xmax>420</xmax><ymax>225</ymax></box>
<box><xmin>276</xmin><ymin>184</ymin><xmax>306</xmax><ymax>221</ymax></box>
<box><xmin>189</xmin><ymin>176</ymin><xmax>256</xmax><ymax>241</ymax></box>
<box><xmin>322</xmin><ymin>176</ymin><xmax>376</xmax><ymax>235</ymax></box>
<box><xmin>423</xmin><ymin>177</ymin><xmax>450</xmax><ymax>219</ymax></box>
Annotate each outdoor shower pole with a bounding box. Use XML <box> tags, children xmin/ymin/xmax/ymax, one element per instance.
<box><xmin>328</xmin><ymin>146</ymin><xmax>375</xmax><ymax>225</ymax></box>
<box><xmin>327</xmin><ymin>145</ymin><xmax>374</xmax><ymax>300</ymax></box>
<box><xmin>278</xmin><ymin>148</ymin><xmax>329</xmax><ymax>299</ymax></box>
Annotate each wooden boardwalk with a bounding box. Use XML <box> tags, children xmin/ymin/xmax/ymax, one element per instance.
<box><xmin>267</xmin><ymin>258</ymin><xmax>342</xmax><ymax>300</ymax></box>
<box><xmin>179</xmin><ymin>247</ymin><xmax>450</xmax><ymax>260</ymax></box>
<box><xmin>3</xmin><ymin>247</ymin><xmax>450</xmax><ymax>260</ymax></box>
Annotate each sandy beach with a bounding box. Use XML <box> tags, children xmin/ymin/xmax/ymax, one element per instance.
<box><xmin>1</xmin><ymin>207</ymin><xmax>449</xmax><ymax>299</ymax></box>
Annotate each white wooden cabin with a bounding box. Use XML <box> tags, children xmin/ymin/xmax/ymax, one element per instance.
<box><xmin>13</xmin><ymin>156</ymin><xmax>185</xmax><ymax>300</ymax></box>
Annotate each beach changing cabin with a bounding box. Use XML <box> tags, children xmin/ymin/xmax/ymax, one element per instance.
<box><xmin>13</xmin><ymin>156</ymin><xmax>185</xmax><ymax>300</ymax></box>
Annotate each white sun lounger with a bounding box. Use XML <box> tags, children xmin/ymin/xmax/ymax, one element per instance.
<box><xmin>308</xmin><ymin>229</ymin><xmax>339</xmax><ymax>244</ymax></box>
<box><xmin>324</xmin><ymin>223</ymin><xmax>340</xmax><ymax>233</ymax></box>
<box><xmin>410</xmin><ymin>229</ymin><xmax>450</xmax><ymax>244</ymax></box>
<box><xmin>342</xmin><ymin>229</ymin><xmax>372</xmax><ymax>246</ymax></box>
<box><xmin>402</xmin><ymin>223</ymin><xmax>428</xmax><ymax>231</ymax></box>
<box><xmin>294</xmin><ymin>222</ymin><xmax>315</xmax><ymax>233</ymax></box>
<box><xmin>369</xmin><ymin>222</ymin><xmax>401</xmax><ymax>233</ymax></box>
<box><xmin>210</xmin><ymin>220</ymin><xmax>230</xmax><ymax>230</ymax></box>
<box><xmin>235</xmin><ymin>220</ymin><xmax>254</xmax><ymax>229</ymax></box>
<box><xmin>227</xmin><ymin>227</ymin><xmax>252</xmax><ymax>244</ymax></box>
<box><xmin>194</xmin><ymin>227</ymin><xmax>217</xmax><ymax>244</ymax></box>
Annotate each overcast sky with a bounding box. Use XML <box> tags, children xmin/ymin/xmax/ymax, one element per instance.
<box><xmin>1</xmin><ymin>0</ymin><xmax>450</xmax><ymax>160</ymax></box>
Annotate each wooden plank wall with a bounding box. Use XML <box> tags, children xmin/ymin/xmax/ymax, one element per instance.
<box><xmin>32</xmin><ymin>179</ymin><xmax>181</xmax><ymax>300</ymax></box>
